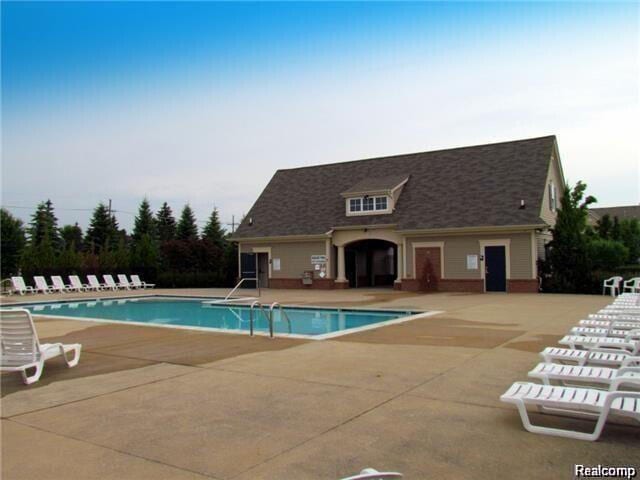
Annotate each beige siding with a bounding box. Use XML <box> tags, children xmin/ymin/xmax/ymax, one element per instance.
<box><xmin>539</xmin><ymin>153</ymin><xmax>564</xmax><ymax>226</ymax></box>
<box><xmin>239</xmin><ymin>241</ymin><xmax>326</xmax><ymax>279</ymax></box>
<box><xmin>405</xmin><ymin>232</ymin><xmax>534</xmax><ymax>280</ymax></box>
<box><xmin>536</xmin><ymin>232</ymin><xmax>552</xmax><ymax>262</ymax></box>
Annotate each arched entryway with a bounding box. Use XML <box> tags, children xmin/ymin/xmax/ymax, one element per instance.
<box><xmin>344</xmin><ymin>239</ymin><xmax>397</xmax><ymax>288</ymax></box>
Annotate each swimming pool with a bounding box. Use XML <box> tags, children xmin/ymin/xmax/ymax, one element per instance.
<box><xmin>21</xmin><ymin>297</ymin><xmax>428</xmax><ymax>339</ymax></box>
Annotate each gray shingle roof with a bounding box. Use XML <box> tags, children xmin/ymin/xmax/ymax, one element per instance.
<box><xmin>341</xmin><ymin>174</ymin><xmax>410</xmax><ymax>196</ymax></box>
<box><xmin>234</xmin><ymin>136</ymin><xmax>557</xmax><ymax>238</ymax></box>
<box><xmin>590</xmin><ymin>205</ymin><xmax>640</xmax><ymax>221</ymax></box>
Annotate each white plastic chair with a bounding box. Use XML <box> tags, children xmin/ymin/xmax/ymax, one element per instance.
<box><xmin>0</xmin><ymin>308</ymin><xmax>82</xmax><ymax>384</ymax></box>
<box><xmin>603</xmin><ymin>276</ymin><xmax>623</xmax><ymax>296</ymax></box>
<box><xmin>87</xmin><ymin>275</ymin><xmax>106</xmax><ymax>291</ymax></box>
<box><xmin>501</xmin><ymin>382</ymin><xmax>640</xmax><ymax>441</ymax></box>
<box><xmin>117</xmin><ymin>274</ymin><xmax>132</xmax><ymax>290</ymax></box>
<box><xmin>130</xmin><ymin>274</ymin><xmax>155</xmax><ymax>289</ymax></box>
<box><xmin>69</xmin><ymin>275</ymin><xmax>89</xmax><ymax>292</ymax></box>
<box><xmin>540</xmin><ymin>346</ymin><xmax>640</xmax><ymax>368</ymax></box>
<box><xmin>528</xmin><ymin>362</ymin><xmax>640</xmax><ymax>391</ymax></box>
<box><xmin>340</xmin><ymin>468</ymin><xmax>403</xmax><ymax>480</ymax></box>
<box><xmin>50</xmin><ymin>276</ymin><xmax>72</xmax><ymax>293</ymax></box>
<box><xmin>10</xmin><ymin>277</ymin><xmax>35</xmax><ymax>295</ymax></box>
<box><xmin>623</xmin><ymin>278</ymin><xmax>640</xmax><ymax>294</ymax></box>
<box><xmin>102</xmin><ymin>275</ymin><xmax>120</xmax><ymax>291</ymax></box>
<box><xmin>33</xmin><ymin>276</ymin><xmax>53</xmax><ymax>294</ymax></box>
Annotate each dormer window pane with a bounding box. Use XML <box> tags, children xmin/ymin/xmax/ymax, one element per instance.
<box><xmin>375</xmin><ymin>196</ymin><xmax>388</xmax><ymax>210</ymax></box>
<box><xmin>349</xmin><ymin>198</ymin><xmax>362</xmax><ymax>212</ymax></box>
<box><xmin>363</xmin><ymin>197</ymin><xmax>374</xmax><ymax>211</ymax></box>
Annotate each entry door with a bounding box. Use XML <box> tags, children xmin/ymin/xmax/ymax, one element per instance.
<box><xmin>415</xmin><ymin>247</ymin><xmax>441</xmax><ymax>291</ymax></box>
<box><xmin>484</xmin><ymin>246</ymin><xmax>506</xmax><ymax>292</ymax></box>
<box><xmin>240</xmin><ymin>253</ymin><xmax>257</xmax><ymax>288</ymax></box>
<box><xmin>257</xmin><ymin>253</ymin><xmax>269</xmax><ymax>288</ymax></box>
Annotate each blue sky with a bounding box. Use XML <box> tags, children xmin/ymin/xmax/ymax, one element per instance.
<box><xmin>2</xmin><ymin>2</ymin><xmax>638</xmax><ymax>231</ymax></box>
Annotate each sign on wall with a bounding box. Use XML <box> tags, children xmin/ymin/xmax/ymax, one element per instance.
<box><xmin>466</xmin><ymin>254</ymin><xmax>479</xmax><ymax>270</ymax></box>
<box><xmin>272</xmin><ymin>258</ymin><xmax>281</xmax><ymax>271</ymax></box>
<box><xmin>311</xmin><ymin>255</ymin><xmax>327</xmax><ymax>265</ymax></box>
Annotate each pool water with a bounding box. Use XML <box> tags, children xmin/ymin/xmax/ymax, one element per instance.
<box><xmin>23</xmin><ymin>298</ymin><xmax>419</xmax><ymax>338</ymax></box>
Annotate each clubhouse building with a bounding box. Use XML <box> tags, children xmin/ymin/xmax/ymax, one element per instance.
<box><xmin>232</xmin><ymin>136</ymin><xmax>565</xmax><ymax>293</ymax></box>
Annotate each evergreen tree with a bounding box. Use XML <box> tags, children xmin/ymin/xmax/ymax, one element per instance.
<box><xmin>176</xmin><ymin>204</ymin><xmax>198</xmax><ymax>240</ymax></box>
<box><xmin>85</xmin><ymin>203</ymin><xmax>119</xmax><ymax>252</ymax></box>
<box><xmin>156</xmin><ymin>202</ymin><xmax>177</xmax><ymax>243</ymax></box>
<box><xmin>28</xmin><ymin>199</ymin><xmax>62</xmax><ymax>251</ymax></box>
<box><xmin>202</xmin><ymin>207</ymin><xmax>226</xmax><ymax>248</ymax></box>
<box><xmin>1</xmin><ymin>208</ymin><xmax>26</xmax><ymax>277</ymax></box>
<box><xmin>544</xmin><ymin>181</ymin><xmax>597</xmax><ymax>293</ymax></box>
<box><xmin>619</xmin><ymin>219</ymin><xmax>640</xmax><ymax>264</ymax></box>
<box><xmin>60</xmin><ymin>223</ymin><xmax>83</xmax><ymax>252</ymax></box>
<box><xmin>611</xmin><ymin>216</ymin><xmax>622</xmax><ymax>241</ymax></box>
<box><xmin>596</xmin><ymin>214</ymin><xmax>613</xmax><ymax>239</ymax></box>
<box><xmin>133</xmin><ymin>198</ymin><xmax>157</xmax><ymax>242</ymax></box>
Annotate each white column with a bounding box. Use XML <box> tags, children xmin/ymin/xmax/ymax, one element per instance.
<box><xmin>395</xmin><ymin>243</ymin><xmax>403</xmax><ymax>283</ymax></box>
<box><xmin>336</xmin><ymin>245</ymin><xmax>347</xmax><ymax>283</ymax></box>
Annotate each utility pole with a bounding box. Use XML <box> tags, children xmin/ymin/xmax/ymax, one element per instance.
<box><xmin>108</xmin><ymin>199</ymin><xmax>112</xmax><ymax>217</ymax></box>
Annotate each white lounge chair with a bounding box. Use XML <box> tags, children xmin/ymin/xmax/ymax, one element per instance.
<box><xmin>570</xmin><ymin>326</ymin><xmax>640</xmax><ymax>339</ymax></box>
<box><xmin>10</xmin><ymin>277</ymin><xmax>35</xmax><ymax>295</ymax></box>
<box><xmin>540</xmin><ymin>346</ymin><xmax>640</xmax><ymax>368</ymax></box>
<box><xmin>0</xmin><ymin>308</ymin><xmax>82</xmax><ymax>385</ymax></box>
<box><xmin>579</xmin><ymin>319</ymin><xmax>640</xmax><ymax>330</ymax></box>
<box><xmin>87</xmin><ymin>275</ymin><xmax>107</xmax><ymax>291</ymax></box>
<box><xmin>340</xmin><ymin>468</ymin><xmax>403</xmax><ymax>480</ymax></box>
<box><xmin>528</xmin><ymin>362</ymin><xmax>640</xmax><ymax>390</ymax></box>
<box><xmin>69</xmin><ymin>275</ymin><xmax>90</xmax><ymax>292</ymax></box>
<box><xmin>501</xmin><ymin>382</ymin><xmax>640</xmax><ymax>441</ymax></box>
<box><xmin>51</xmin><ymin>276</ymin><xmax>73</xmax><ymax>293</ymax></box>
<box><xmin>603</xmin><ymin>276</ymin><xmax>623</xmax><ymax>296</ymax></box>
<box><xmin>130</xmin><ymin>274</ymin><xmax>155</xmax><ymax>289</ymax></box>
<box><xmin>102</xmin><ymin>275</ymin><xmax>120</xmax><ymax>291</ymax></box>
<box><xmin>623</xmin><ymin>278</ymin><xmax>640</xmax><ymax>294</ymax></box>
<box><xmin>559</xmin><ymin>335</ymin><xmax>640</xmax><ymax>355</ymax></box>
<box><xmin>117</xmin><ymin>274</ymin><xmax>133</xmax><ymax>290</ymax></box>
<box><xmin>33</xmin><ymin>276</ymin><xmax>53</xmax><ymax>294</ymax></box>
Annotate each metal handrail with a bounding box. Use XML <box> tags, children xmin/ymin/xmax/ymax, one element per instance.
<box><xmin>225</xmin><ymin>277</ymin><xmax>260</xmax><ymax>301</ymax></box>
<box><xmin>269</xmin><ymin>302</ymin><xmax>292</xmax><ymax>336</ymax></box>
<box><xmin>249</xmin><ymin>301</ymin><xmax>269</xmax><ymax>336</ymax></box>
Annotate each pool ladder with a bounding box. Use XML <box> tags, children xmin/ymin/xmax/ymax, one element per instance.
<box><xmin>249</xmin><ymin>301</ymin><xmax>292</xmax><ymax>338</ymax></box>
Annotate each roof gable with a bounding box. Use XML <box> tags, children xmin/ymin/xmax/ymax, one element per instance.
<box><xmin>234</xmin><ymin>136</ymin><xmax>558</xmax><ymax>238</ymax></box>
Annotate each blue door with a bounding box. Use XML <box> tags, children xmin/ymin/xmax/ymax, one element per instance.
<box><xmin>240</xmin><ymin>253</ymin><xmax>257</xmax><ymax>288</ymax></box>
<box><xmin>484</xmin><ymin>246</ymin><xmax>506</xmax><ymax>292</ymax></box>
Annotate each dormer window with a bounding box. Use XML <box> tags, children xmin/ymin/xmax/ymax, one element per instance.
<box><xmin>341</xmin><ymin>174</ymin><xmax>409</xmax><ymax>217</ymax></box>
<box><xmin>347</xmin><ymin>195</ymin><xmax>390</xmax><ymax>215</ymax></box>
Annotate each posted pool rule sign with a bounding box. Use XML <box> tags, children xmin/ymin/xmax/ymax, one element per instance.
<box><xmin>311</xmin><ymin>255</ymin><xmax>327</xmax><ymax>278</ymax></box>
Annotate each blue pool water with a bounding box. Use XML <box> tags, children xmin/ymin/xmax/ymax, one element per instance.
<box><xmin>23</xmin><ymin>297</ymin><xmax>418</xmax><ymax>337</ymax></box>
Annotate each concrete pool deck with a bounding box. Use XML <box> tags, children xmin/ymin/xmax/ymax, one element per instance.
<box><xmin>1</xmin><ymin>289</ymin><xmax>639</xmax><ymax>479</ymax></box>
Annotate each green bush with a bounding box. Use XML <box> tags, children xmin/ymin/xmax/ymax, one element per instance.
<box><xmin>587</xmin><ymin>238</ymin><xmax>628</xmax><ymax>271</ymax></box>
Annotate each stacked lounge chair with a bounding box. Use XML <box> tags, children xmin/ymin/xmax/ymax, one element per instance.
<box><xmin>501</xmin><ymin>292</ymin><xmax>640</xmax><ymax>441</ymax></box>
<box><xmin>0</xmin><ymin>308</ymin><xmax>82</xmax><ymax>384</ymax></box>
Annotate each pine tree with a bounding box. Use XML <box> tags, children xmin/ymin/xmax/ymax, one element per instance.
<box><xmin>202</xmin><ymin>207</ymin><xmax>226</xmax><ymax>248</ymax></box>
<box><xmin>85</xmin><ymin>203</ymin><xmax>119</xmax><ymax>253</ymax></box>
<box><xmin>1</xmin><ymin>208</ymin><xmax>26</xmax><ymax>277</ymax></box>
<box><xmin>133</xmin><ymin>198</ymin><xmax>157</xmax><ymax>242</ymax></box>
<box><xmin>176</xmin><ymin>204</ymin><xmax>198</xmax><ymax>240</ymax></box>
<box><xmin>156</xmin><ymin>202</ymin><xmax>177</xmax><ymax>243</ymax></box>
<box><xmin>60</xmin><ymin>223</ymin><xmax>83</xmax><ymax>252</ymax></box>
<box><xmin>28</xmin><ymin>199</ymin><xmax>62</xmax><ymax>251</ymax></box>
<box><xmin>596</xmin><ymin>214</ymin><xmax>613</xmax><ymax>239</ymax></box>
